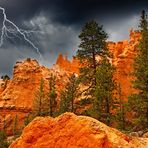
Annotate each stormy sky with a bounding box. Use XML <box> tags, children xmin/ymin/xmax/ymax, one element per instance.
<box><xmin>0</xmin><ymin>0</ymin><xmax>147</xmax><ymax>76</ymax></box>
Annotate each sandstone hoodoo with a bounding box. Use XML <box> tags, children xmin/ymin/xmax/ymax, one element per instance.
<box><xmin>0</xmin><ymin>59</ymin><xmax>46</xmax><ymax>135</ymax></box>
<box><xmin>0</xmin><ymin>58</ymin><xmax>70</xmax><ymax>135</ymax></box>
<box><xmin>0</xmin><ymin>59</ymin><xmax>49</xmax><ymax>110</ymax></box>
<box><xmin>108</xmin><ymin>30</ymin><xmax>141</xmax><ymax>101</ymax></box>
<box><xmin>56</xmin><ymin>53</ymin><xmax>80</xmax><ymax>74</ymax></box>
<box><xmin>10</xmin><ymin>113</ymin><xmax>148</xmax><ymax>148</ymax></box>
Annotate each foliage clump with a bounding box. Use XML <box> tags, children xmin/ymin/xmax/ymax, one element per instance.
<box><xmin>127</xmin><ymin>10</ymin><xmax>148</xmax><ymax>130</ymax></box>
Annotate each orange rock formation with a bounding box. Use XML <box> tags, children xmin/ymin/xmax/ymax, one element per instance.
<box><xmin>0</xmin><ymin>29</ymin><xmax>141</xmax><ymax>136</ymax></box>
<box><xmin>10</xmin><ymin>113</ymin><xmax>148</xmax><ymax>148</ymax></box>
<box><xmin>0</xmin><ymin>59</ymin><xmax>50</xmax><ymax>110</ymax></box>
<box><xmin>108</xmin><ymin>30</ymin><xmax>141</xmax><ymax>101</ymax></box>
<box><xmin>56</xmin><ymin>29</ymin><xmax>141</xmax><ymax>101</ymax></box>
<box><xmin>56</xmin><ymin>54</ymin><xmax>80</xmax><ymax>74</ymax></box>
<box><xmin>0</xmin><ymin>58</ymin><xmax>70</xmax><ymax>135</ymax></box>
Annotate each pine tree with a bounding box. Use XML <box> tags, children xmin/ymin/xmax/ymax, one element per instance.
<box><xmin>3</xmin><ymin>116</ymin><xmax>6</xmax><ymax>131</ymax></box>
<box><xmin>48</xmin><ymin>74</ymin><xmax>57</xmax><ymax>116</ymax></box>
<box><xmin>77</xmin><ymin>20</ymin><xmax>117</xmax><ymax>125</ymax></box>
<box><xmin>92</xmin><ymin>57</ymin><xmax>116</xmax><ymax>125</ymax></box>
<box><xmin>116</xmin><ymin>83</ymin><xmax>126</xmax><ymax>130</ymax></box>
<box><xmin>59</xmin><ymin>74</ymin><xmax>79</xmax><ymax>114</ymax></box>
<box><xmin>76</xmin><ymin>20</ymin><xmax>108</xmax><ymax>97</ymax></box>
<box><xmin>1</xmin><ymin>75</ymin><xmax>10</xmax><ymax>81</ymax></box>
<box><xmin>33</xmin><ymin>78</ymin><xmax>47</xmax><ymax>117</ymax></box>
<box><xmin>1</xmin><ymin>75</ymin><xmax>10</xmax><ymax>90</ymax></box>
<box><xmin>24</xmin><ymin>114</ymin><xmax>31</xmax><ymax>126</ymax></box>
<box><xmin>59</xmin><ymin>90</ymin><xmax>69</xmax><ymax>113</ymax></box>
<box><xmin>33</xmin><ymin>76</ymin><xmax>58</xmax><ymax>117</ymax></box>
<box><xmin>13</xmin><ymin>114</ymin><xmax>18</xmax><ymax>136</ymax></box>
<box><xmin>0</xmin><ymin>130</ymin><xmax>9</xmax><ymax>148</ymax></box>
<box><xmin>128</xmin><ymin>10</ymin><xmax>148</xmax><ymax>129</ymax></box>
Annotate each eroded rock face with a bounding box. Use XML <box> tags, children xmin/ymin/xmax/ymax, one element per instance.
<box><xmin>56</xmin><ymin>54</ymin><xmax>80</xmax><ymax>74</ymax></box>
<box><xmin>10</xmin><ymin>113</ymin><xmax>148</xmax><ymax>148</ymax></box>
<box><xmin>108</xmin><ymin>29</ymin><xmax>141</xmax><ymax>101</ymax></box>
<box><xmin>0</xmin><ymin>58</ymin><xmax>70</xmax><ymax>135</ymax></box>
<box><xmin>0</xmin><ymin>59</ymin><xmax>49</xmax><ymax>110</ymax></box>
<box><xmin>56</xmin><ymin>30</ymin><xmax>141</xmax><ymax>101</ymax></box>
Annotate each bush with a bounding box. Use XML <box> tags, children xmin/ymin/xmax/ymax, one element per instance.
<box><xmin>0</xmin><ymin>130</ymin><xmax>10</xmax><ymax>148</ymax></box>
<box><xmin>79</xmin><ymin>98</ymin><xmax>92</xmax><ymax>106</ymax></box>
<box><xmin>1</xmin><ymin>75</ymin><xmax>10</xmax><ymax>81</ymax></box>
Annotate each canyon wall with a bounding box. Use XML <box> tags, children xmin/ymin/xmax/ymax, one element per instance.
<box><xmin>0</xmin><ymin>30</ymin><xmax>141</xmax><ymax>135</ymax></box>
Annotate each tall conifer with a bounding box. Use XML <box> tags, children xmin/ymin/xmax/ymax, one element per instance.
<box><xmin>128</xmin><ymin>10</ymin><xmax>148</xmax><ymax>129</ymax></box>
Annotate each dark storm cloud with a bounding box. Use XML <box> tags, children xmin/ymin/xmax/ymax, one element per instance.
<box><xmin>0</xmin><ymin>46</ymin><xmax>39</xmax><ymax>76</ymax></box>
<box><xmin>0</xmin><ymin>0</ymin><xmax>148</xmax><ymax>76</ymax></box>
<box><xmin>0</xmin><ymin>0</ymin><xmax>148</xmax><ymax>26</ymax></box>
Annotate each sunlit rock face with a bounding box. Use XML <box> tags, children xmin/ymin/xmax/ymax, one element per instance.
<box><xmin>0</xmin><ymin>59</ymin><xmax>49</xmax><ymax>110</ymax></box>
<box><xmin>0</xmin><ymin>59</ymin><xmax>49</xmax><ymax>135</ymax></box>
<box><xmin>56</xmin><ymin>29</ymin><xmax>141</xmax><ymax>101</ymax></box>
<box><xmin>56</xmin><ymin>53</ymin><xmax>80</xmax><ymax>74</ymax></box>
<box><xmin>0</xmin><ymin>58</ymin><xmax>70</xmax><ymax>135</ymax></box>
<box><xmin>108</xmin><ymin>30</ymin><xmax>141</xmax><ymax>101</ymax></box>
<box><xmin>10</xmin><ymin>113</ymin><xmax>148</xmax><ymax>148</ymax></box>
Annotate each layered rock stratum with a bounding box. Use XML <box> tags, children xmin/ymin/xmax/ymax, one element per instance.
<box><xmin>10</xmin><ymin>113</ymin><xmax>148</xmax><ymax>148</ymax></box>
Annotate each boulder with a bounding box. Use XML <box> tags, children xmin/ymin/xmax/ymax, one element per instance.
<box><xmin>10</xmin><ymin>113</ymin><xmax>148</xmax><ymax>148</ymax></box>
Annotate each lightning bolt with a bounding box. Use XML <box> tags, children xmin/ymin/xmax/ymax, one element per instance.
<box><xmin>0</xmin><ymin>6</ymin><xmax>42</xmax><ymax>58</ymax></box>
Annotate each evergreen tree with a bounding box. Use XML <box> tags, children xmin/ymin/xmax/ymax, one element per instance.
<box><xmin>3</xmin><ymin>115</ymin><xmax>6</xmax><ymax>131</ymax></box>
<box><xmin>59</xmin><ymin>90</ymin><xmax>69</xmax><ymax>113</ymax></box>
<box><xmin>0</xmin><ymin>130</ymin><xmax>9</xmax><ymax>148</ymax></box>
<box><xmin>48</xmin><ymin>74</ymin><xmax>57</xmax><ymax>116</ymax></box>
<box><xmin>59</xmin><ymin>74</ymin><xmax>79</xmax><ymax>114</ymax></box>
<box><xmin>77</xmin><ymin>20</ymin><xmax>117</xmax><ymax>125</ymax></box>
<box><xmin>33</xmin><ymin>78</ymin><xmax>47</xmax><ymax>116</ymax></box>
<box><xmin>24</xmin><ymin>114</ymin><xmax>31</xmax><ymax>126</ymax></box>
<box><xmin>1</xmin><ymin>75</ymin><xmax>10</xmax><ymax>90</ymax></box>
<box><xmin>76</xmin><ymin>20</ymin><xmax>108</xmax><ymax>98</ymax></box>
<box><xmin>116</xmin><ymin>83</ymin><xmax>126</xmax><ymax>130</ymax></box>
<box><xmin>33</xmin><ymin>76</ymin><xmax>58</xmax><ymax>117</ymax></box>
<box><xmin>13</xmin><ymin>114</ymin><xmax>18</xmax><ymax>136</ymax></box>
<box><xmin>92</xmin><ymin>57</ymin><xmax>116</xmax><ymax>125</ymax></box>
<box><xmin>1</xmin><ymin>75</ymin><xmax>10</xmax><ymax>81</ymax></box>
<box><xmin>128</xmin><ymin>10</ymin><xmax>148</xmax><ymax>129</ymax></box>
